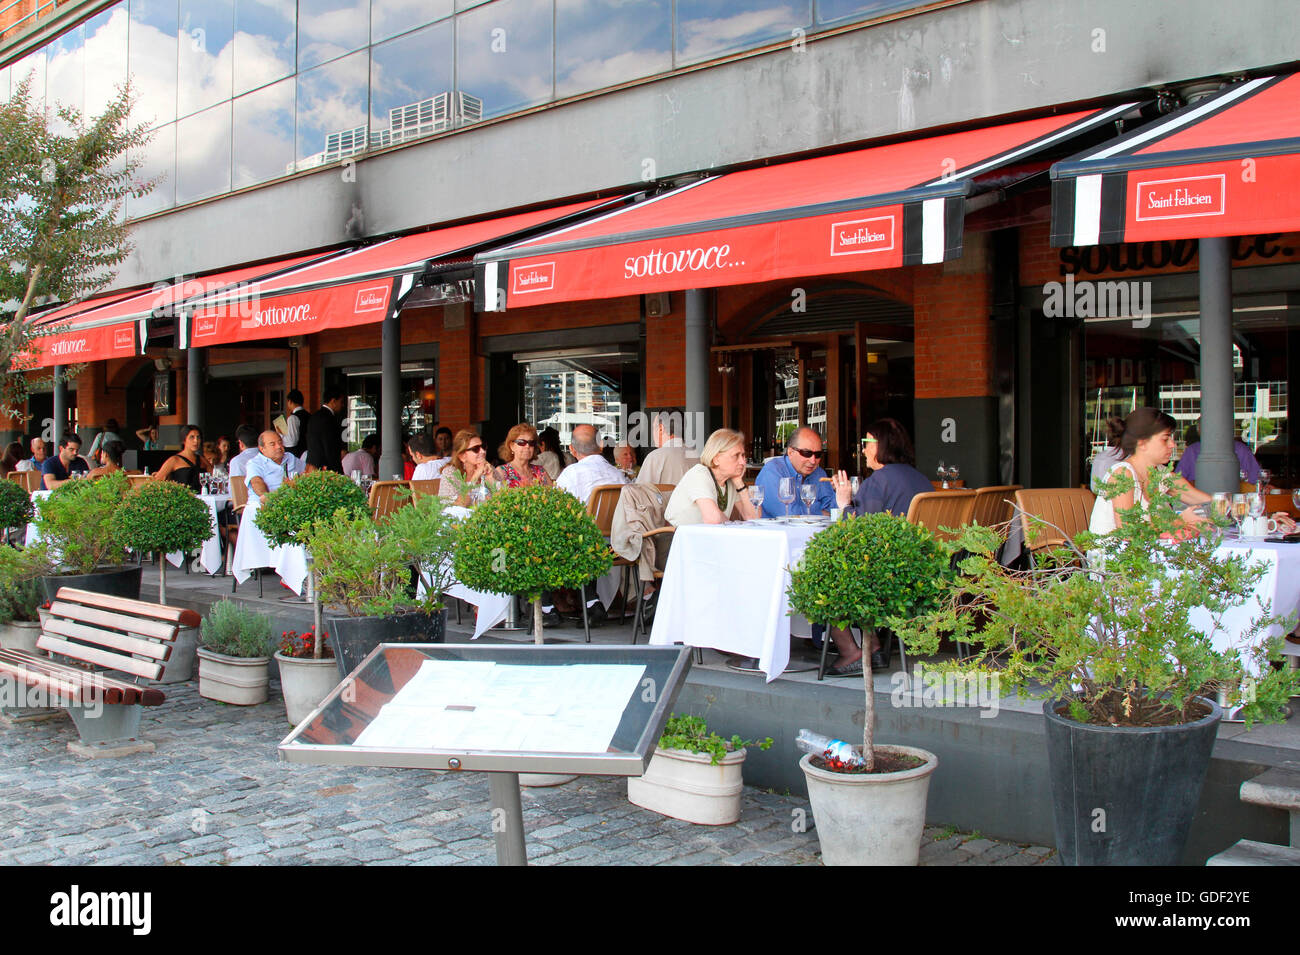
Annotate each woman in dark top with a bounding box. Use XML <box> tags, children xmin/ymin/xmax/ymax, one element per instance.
<box><xmin>823</xmin><ymin>417</ymin><xmax>933</xmax><ymax>677</ymax></box>
<box><xmin>153</xmin><ymin>424</ymin><xmax>208</xmax><ymax>492</ymax></box>
<box><xmin>0</xmin><ymin>441</ymin><xmax>23</xmax><ymax>478</ymax></box>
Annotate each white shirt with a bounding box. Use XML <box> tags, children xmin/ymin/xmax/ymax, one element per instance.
<box><xmin>556</xmin><ymin>453</ymin><xmax>628</xmax><ymax>505</ymax></box>
<box><xmin>245</xmin><ymin>451</ymin><xmax>304</xmax><ymax>498</ymax></box>
<box><xmin>281</xmin><ymin>409</ymin><xmax>302</xmax><ymax>449</ymax></box>
<box><xmin>341</xmin><ymin>448</ymin><xmax>377</xmax><ymax>478</ymax></box>
<box><xmin>413</xmin><ymin>458</ymin><xmax>448</xmax><ymax>481</ymax></box>
<box><xmin>665</xmin><ymin>463</ymin><xmax>737</xmax><ymax>526</ymax></box>
<box><xmin>1089</xmin><ymin>461</ymin><xmax>1146</xmax><ymax>535</ymax></box>
<box><xmin>229</xmin><ymin>447</ymin><xmax>259</xmax><ymax>478</ymax></box>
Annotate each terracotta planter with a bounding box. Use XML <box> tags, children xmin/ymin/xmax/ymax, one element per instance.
<box><xmin>275</xmin><ymin>651</ymin><xmax>340</xmax><ymax>725</ymax></box>
<box><xmin>628</xmin><ymin>746</ymin><xmax>747</xmax><ymax>825</ymax></box>
<box><xmin>196</xmin><ymin>647</ymin><xmax>270</xmax><ymax>705</ymax></box>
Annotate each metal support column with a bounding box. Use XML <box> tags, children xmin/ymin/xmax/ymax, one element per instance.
<box><xmin>1196</xmin><ymin>237</ymin><xmax>1236</xmax><ymax>494</ymax></box>
<box><xmin>684</xmin><ymin>289</ymin><xmax>710</xmax><ymax>453</ymax></box>
<box><xmin>52</xmin><ymin>365</ymin><xmax>66</xmax><ymax>446</ymax></box>
<box><xmin>487</xmin><ymin>772</ymin><xmax>527</xmax><ymax>866</ymax></box>
<box><xmin>378</xmin><ymin>311</ymin><xmax>403</xmax><ymax>480</ymax></box>
<box><xmin>187</xmin><ymin>346</ymin><xmax>206</xmax><ymax>429</ymax></box>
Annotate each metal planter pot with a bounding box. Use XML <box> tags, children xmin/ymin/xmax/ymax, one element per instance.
<box><xmin>1043</xmin><ymin>697</ymin><xmax>1222</xmax><ymax>865</ymax></box>
<box><xmin>39</xmin><ymin>565</ymin><xmax>142</xmax><ymax>603</ymax></box>
<box><xmin>327</xmin><ymin>610</ymin><xmax>447</xmax><ymax>680</ymax></box>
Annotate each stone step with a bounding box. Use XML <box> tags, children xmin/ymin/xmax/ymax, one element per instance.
<box><xmin>1239</xmin><ymin>765</ymin><xmax>1300</xmax><ymax>847</ymax></box>
<box><xmin>1207</xmin><ymin>839</ymin><xmax>1300</xmax><ymax>866</ymax></box>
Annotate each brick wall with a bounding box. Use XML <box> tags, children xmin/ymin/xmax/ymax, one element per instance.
<box><xmin>913</xmin><ymin>262</ymin><xmax>994</xmax><ymax>400</ymax></box>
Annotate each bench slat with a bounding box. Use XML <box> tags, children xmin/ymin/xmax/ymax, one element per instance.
<box><xmin>35</xmin><ymin>635</ymin><xmax>163</xmax><ymax>681</ymax></box>
<box><xmin>40</xmin><ymin>617</ymin><xmax>172</xmax><ymax>662</ymax></box>
<box><xmin>54</xmin><ymin>588</ymin><xmax>201</xmax><ymax>629</ymax></box>
<box><xmin>0</xmin><ymin>652</ymin><xmax>118</xmax><ymax>704</ymax></box>
<box><xmin>0</xmin><ymin>650</ymin><xmax>165</xmax><ymax>706</ymax></box>
<box><xmin>49</xmin><ymin>600</ymin><xmax>181</xmax><ymax>643</ymax></box>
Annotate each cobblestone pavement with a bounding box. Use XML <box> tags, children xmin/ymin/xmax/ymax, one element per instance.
<box><xmin>0</xmin><ymin>680</ymin><xmax>1056</xmax><ymax>866</ymax></box>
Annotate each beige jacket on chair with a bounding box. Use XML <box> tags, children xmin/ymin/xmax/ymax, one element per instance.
<box><xmin>611</xmin><ymin>483</ymin><xmax>667</xmax><ymax>582</ymax></box>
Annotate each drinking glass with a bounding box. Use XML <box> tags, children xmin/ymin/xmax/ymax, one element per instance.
<box><xmin>799</xmin><ymin>482</ymin><xmax>816</xmax><ymax>513</ymax></box>
<box><xmin>748</xmin><ymin>484</ymin><xmax>765</xmax><ymax>513</ymax></box>
<box><xmin>1293</xmin><ymin>489</ymin><xmax>1300</xmax><ymax>514</ymax></box>
<box><xmin>936</xmin><ymin>460</ymin><xmax>946</xmax><ymax>488</ymax></box>
<box><xmin>778</xmin><ymin>476</ymin><xmax>796</xmax><ymax>517</ymax></box>
<box><xmin>1249</xmin><ymin>493</ymin><xmax>1266</xmax><ymax>520</ymax></box>
<box><xmin>1211</xmin><ymin>491</ymin><xmax>1232</xmax><ymax>522</ymax></box>
<box><xmin>947</xmin><ymin>465</ymin><xmax>960</xmax><ymax>487</ymax></box>
<box><xmin>1259</xmin><ymin>469</ymin><xmax>1272</xmax><ymax>491</ymax></box>
<box><xmin>1231</xmin><ymin>494</ymin><xmax>1249</xmax><ymax>529</ymax></box>
<box><xmin>849</xmin><ymin>475</ymin><xmax>860</xmax><ymax>497</ymax></box>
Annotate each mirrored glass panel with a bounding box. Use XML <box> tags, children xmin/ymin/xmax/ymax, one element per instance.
<box><xmin>11</xmin><ymin>47</ymin><xmax>47</xmax><ymax>109</ymax></box>
<box><xmin>233</xmin><ymin>0</ymin><xmax>296</xmax><ymax>95</ymax></box>
<box><xmin>298</xmin><ymin>0</ymin><xmax>368</xmax><ymax>71</ymax></box>
<box><xmin>46</xmin><ymin>23</ymin><xmax>85</xmax><ymax>123</ymax></box>
<box><xmin>370</xmin><ymin>20</ymin><xmax>454</xmax><ymax>148</ymax></box>
<box><xmin>371</xmin><ymin>0</ymin><xmax>452</xmax><ymax>45</ymax></box>
<box><xmin>556</xmin><ymin>0</ymin><xmax>670</xmax><ymax>99</ymax></box>
<box><xmin>816</xmin><ymin>0</ymin><xmax>919</xmax><ymax>25</ymax></box>
<box><xmin>127</xmin><ymin>120</ymin><xmax>176</xmax><ymax>217</ymax></box>
<box><xmin>176</xmin><ymin>101</ymin><xmax>232</xmax><ymax>203</ymax></box>
<box><xmin>296</xmin><ymin>49</ymin><xmax>368</xmax><ymax>170</ymax></box>
<box><xmin>675</xmin><ymin>0</ymin><xmax>811</xmax><ymax>65</ymax></box>
<box><xmin>129</xmin><ymin>0</ymin><xmax>178</xmax><ymax>128</ymax></box>
<box><xmin>84</xmin><ymin>5</ymin><xmax>129</xmax><ymax>118</ymax></box>
<box><xmin>233</xmin><ymin>76</ymin><xmax>296</xmax><ymax>187</ymax></box>
<box><xmin>178</xmin><ymin>0</ymin><xmax>234</xmax><ymax>117</ymax></box>
<box><xmin>0</xmin><ymin>66</ymin><xmax>10</xmax><ymax>104</ymax></box>
<box><xmin>456</xmin><ymin>0</ymin><xmax>553</xmax><ymax>121</ymax></box>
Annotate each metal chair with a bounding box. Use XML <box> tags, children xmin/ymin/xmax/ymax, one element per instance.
<box><xmin>631</xmin><ymin>526</ymin><xmax>675</xmax><ymax>644</ymax></box>
<box><xmin>369</xmin><ymin>480</ymin><xmax>411</xmax><ymax>520</ymax></box>
<box><xmin>1014</xmin><ymin>487</ymin><xmax>1096</xmax><ymax>559</ymax></box>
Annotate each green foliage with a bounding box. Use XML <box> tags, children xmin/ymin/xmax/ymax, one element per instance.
<box><xmin>383</xmin><ymin>494</ymin><xmax>460</xmax><ymax>612</ymax></box>
<box><xmin>657</xmin><ymin>714</ymin><xmax>773</xmax><ymax>766</ymax></box>
<box><xmin>0</xmin><ymin>545</ymin><xmax>45</xmax><ymax>623</ymax></box>
<box><xmin>35</xmin><ymin>471</ymin><xmax>130</xmax><ymax>574</ymax></box>
<box><xmin>113</xmin><ymin>480</ymin><xmax>213</xmax><ymax>556</ymax></box>
<box><xmin>305</xmin><ymin>509</ymin><xmax>412</xmax><ymax>618</ymax></box>
<box><xmin>454</xmin><ymin>485</ymin><xmax>613</xmax><ymax>600</ymax></box>
<box><xmin>787</xmin><ymin>512</ymin><xmax>953</xmax><ymax>631</ymax></box>
<box><xmin>255</xmin><ymin>470</ymin><xmax>368</xmax><ymax>547</ymax></box>
<box><xmin>0</xmin><ymin>480</ymin><xmax>33</xmax><ymax>529</ymax></box>
<box><xmin>200</xmin><ymin>599</ymin><xmax>272</xmax><ymax>658</ymax></box>
<box><xmin>897</xmin><ymin>466</ymin><xmax>1300</xmax><ymax>728</ymax></box>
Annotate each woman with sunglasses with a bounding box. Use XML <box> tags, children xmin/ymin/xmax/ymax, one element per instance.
<box><xmin>495</xmin><ymin>423</ymin><xmax>552</xmax><ymax>488</ymax></box>
<box><xmin>438</xmin><ymin>429</ymin><xmax>500</xmax><ymax>506</ymax></box>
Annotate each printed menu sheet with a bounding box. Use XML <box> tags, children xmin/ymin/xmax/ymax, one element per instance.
<box><xmin>353</xmin><ymin>661</ymin><xmax>646</xmax><ymax>753</ymax></box>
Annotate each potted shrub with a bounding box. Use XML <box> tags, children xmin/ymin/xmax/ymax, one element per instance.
<box><xmin>275</xmin><ymin>626</ymin><xmax>338</xmax><ymax>726</ymax></box>
<box><xmin>196</xmin><ymin>599</ymin><xmax>273</xmax><ymax>705</ymax></box>
<box><xmin>0</xmin><ymin>545</ymin><xmax>45</xmax><ymax>655</ymax></box>
<box><xmin>454</xmin><ymin>485</ymin><xmax>614</xmax><ymax>646</ymax></box>
<box><xmin>113</xmin><ymin>480</ymin><xmax>214</xmax><ymax>605</ymax></box>
<box><xmin>898</xmin><ymin>472</ymin><xmax>1300</xmax><ymax>865</ymax></box>
<box><xmin>0</xmin><ymin>479</ymin><xmax>33</xmax><ymax>546</ymax></box>
<box><xmin>628</xmin><ymin>713</ymin><xmax>773</xmax><ymax>825</ymax></box>
<box><xmin>32</xmin><ymin>471</ymin><xmax>139</xmax><ymax>600</ymax></box>
<box><xmin>786</xmin><ymin>512</ymin><xmax>952</xmax><ymax>866</ymax></box>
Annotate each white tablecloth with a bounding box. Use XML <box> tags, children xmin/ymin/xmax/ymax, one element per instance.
<box><xmin>419</xmin><ymin>556</ymin><xmax>513</xmax><ymax>640</ymax></box>
<box><xmin>167</xmin><ymin>494</ymin><xmax>228</xmax><ymax>575</ymax></box>
<box><xmin>649</xmin><ymin>518</ymin><xmax>829</xmax><ymax>681</ymax></box>
<box><xmin>231</xmin><ymin>493</ymin><xmax>309</xmax><ymax>594</ymax></box>
<box><xmin>24</xmin><ymin>489</ymin><xmax>50</xmax><ymax>547</ymax></box>
<box><xmin>1191</xmin><ymin>539</ymin><xmax>1300</xmax><ymax>672</ymax></box>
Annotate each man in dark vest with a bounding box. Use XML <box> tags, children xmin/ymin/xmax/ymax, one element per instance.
<box><xmin>305</xmin><ymin>386</ymin><xmax>346</xmax><ymax>473</ymax></box>
<box><xmin>282</xmin><ymin>389</ymin><xmax>310</xmax><ymax>461</ymax></box>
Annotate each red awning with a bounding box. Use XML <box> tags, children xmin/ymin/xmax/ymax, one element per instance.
<box><xmin>1051</xmin><ymin>74</ymin><xmax>1300</xmax><ymax>246</ymax></box>
<box><xmin>183</xmin><ymin>198</ymin><xmax>621</xmax><ymax>347</ymax></box>
<box><xmin>474</xmin><ymin>106</ymin><xmax>1134</xmax><ymax>311</ymax></box>
<box><xmin>27</xmin><ymin>253</ymin><xmax>336</xmax><ymax>368</ymax></box>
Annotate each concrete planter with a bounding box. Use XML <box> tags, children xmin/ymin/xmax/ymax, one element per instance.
<box><xmin>800</xmin><ymin>744</ymin><xmax>939</xmax><ymax>866</ymax></box>
<box><xmin>0</xmin><ymin>619</ymin><xmax>42</xmax><ymax>656</ymax></box>
<box><xmin>628</xmin><ymin>746</ymin><xmax>747</xmax><ymax>825</ymax></box>
<box><xmin>154</xmin><ymin>625</ymin><xmax>198</xmax><ymax>684</ymax></box>
<box><xmin>275</xmin><ymin>651</ymin><xmax>340</xmax><ymax>726</ymax></box>
<box><xmin>196</xmin><ymin>647</ymin><xmax>270</xmax><ymax>705</ymax></box>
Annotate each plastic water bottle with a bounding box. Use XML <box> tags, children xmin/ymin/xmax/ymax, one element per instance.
<box><xmin>795</xmin><ymin>729</ymin><xmax>866</xmax><ymax>769</ymax></box>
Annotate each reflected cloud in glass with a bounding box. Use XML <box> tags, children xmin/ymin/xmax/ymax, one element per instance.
<box><xmin>298</xmin><ymin>0</ymin><xmax>368</xmax><ymax>71</ymax></box>
<box><xmin>557</xmin><ymin>0</ymin><xmax>671</xmax><ymax>99</ymax></box>
<box><xmin>129</xmin><ymin>0</ymin><xmax>178</xmax><ymax>128</ymax></box>
<box><xmin>457</xmin><ymin>0</ymin><xmax>553</xmax><ymax>121</ymax></box>
<box><xmin>85</xmin><ymin>6</ymin><xmax>128</xmax><ymax>118</ymax></box>
<box><xmin>234</xmin><ymin>0</ymin><xmax>296</xmax><ymax>95</ymax></box>
<box><xmin>178</xmin><ymin>0</ymin><xmax>234</xmax><ymax>117</ymax></box>
<box><xmin>371</xmin><ymin>21</ymin><xmax>454</xmax><ymax>147</ymax></box>
<box><xmin>372</xmin><ymin>0</ymin><xmax>452</xmax><ymax>44</ymax></box>
<box><xmin>676</xmin><ymin>0</ymin><xmax>811</xmax><ymax>64</ymax></box>
<box><xmin>816</xmin><ymin>0</ymin><xmax>914</xmax><ymax>24</ymax></box>
<box><xmin>233</xmin><ymin>76</ymin><xmax>296</xmax><ymax>186</ymax></box>
<box><xmin>296</xmin><ymin>50</ymin><xmax>369</xmax><ymax>169</ymax></box>
<box><xmin>46</xmin><ymin>23</ymin><xmax>85</xmax><ymax>130</ymax></box>
<box><xmin>176</xmin><ymin>101</ymin><xmax>232</xmax><ymax>203</ymax></box>
<box><xmin>127</xmin><ymin>121</ymin><xmax>176</xmax><ymax>217</ymax></box>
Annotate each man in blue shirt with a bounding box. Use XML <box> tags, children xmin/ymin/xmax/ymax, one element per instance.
<box><xmin>755</xmin><ymin>427</ymin><xmax>837</xmax><ymax>517</ymax></box>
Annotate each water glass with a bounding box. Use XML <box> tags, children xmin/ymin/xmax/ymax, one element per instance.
<box><xmin>748</xmin><ymin>484</ymin><xmax>765</xmax><ymax>512</ymax></box>
<box><xmin>799</xmin><ymin>482</ymin><xmax>816</xmax><ymax>512</ymax></box>
<box><xmin>778</xmin><ymin>476</ymin><xmax>795</xmax><ymax>516</ymax></box>
<box><xmin>850</xmin><ymin>476</ymin><xmax>860</xmax><ymax>497</ymax></box>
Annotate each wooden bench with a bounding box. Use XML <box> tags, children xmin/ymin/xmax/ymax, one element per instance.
<box><xmin>0</xmin><ymin>587</ymin><xmax>200</xmax><ymax>757</ymax></box>
<box><xmin>1206</xmin><ymin>765</ymin><xmax>1300</xmax><ymax>865</ymax></box>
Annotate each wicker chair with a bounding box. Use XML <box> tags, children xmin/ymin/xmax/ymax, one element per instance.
<box><xmin>368</xmin><ymin>480</ymin><xmax>411</xmax><ymax>520</ymax></box>
<box><xmin>905</xmin><ymin>490</ymin><xmax>976</xmax><ymax>544</ymax></box>
<box><xmin>631</xmin><ymin>526</ymin><xmax>675</xmax><ymax>644</ymax></box>
<box><xmin>1014</xmin><ymin>487</ymin><xmax>1096</xmax><ymax>558</ymax></box>
<box><xmin>587</xmin><ymin>483</ymin><xmax>637</xmax><ymax>628</ymax></box>
<box><xmin>964</xmin><ymin>484</ymin><xmax>1023</xmax><ymax>534</ymax></box>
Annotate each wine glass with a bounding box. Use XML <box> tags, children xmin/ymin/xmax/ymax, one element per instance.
<box><xmin>777</xmin><ymin>476</ymin><xmax>796</xmax><ymax>517</ymax></box>
<box><xmin>850</xmin><ymin>475</ymin><xmax>860</xmax><ymax>497</ymax></box>
<box><xmin>936</xmin><ymin>460</ymin><xmax>946</xmax><ymax>489</ymax></box>
<box><xmin>1258</xmin><ymin>469</ymin><xmax>1272</xmax><ymax>494</ymax></box>
<box><xmin>799</xmin><ymin>482</ymin><xmax>816</xmax><ymax>514</ymax></box>
<box><xmin>1211</xmin><ymin>491</ymin><xmax>1232</xmax><ymax>522</ymax></box>
<box><xmin>748</xmin><ymin>484</ymin><xmax>765</xmax><ymax>515</ymax></box>
<box><xmin>1292</xmin><ymin>488</ymin><xmax>1300</xmax><ymax>514</ymax></box>
<box><xmin>947</xmin><ymin>464</ymin><xmax>960</xmax><ymax>488</ymax></box>
<box><xmin>1231</xmin><ymin>493</ymin><xmax>1249</xmax><ymax>531</ymax></box>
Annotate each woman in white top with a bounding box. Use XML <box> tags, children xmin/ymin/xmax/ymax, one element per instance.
<box><xmin>1090</xmin><ymin>408</ymin><xmax>1209</xmax><ymax>534</ymax></box>
<box><xmin>664</xmin><ymin>429</ymin><xmax>761</xmax><ymax>526</ymax></box>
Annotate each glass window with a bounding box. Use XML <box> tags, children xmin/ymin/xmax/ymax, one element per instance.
<box><xmin>556</xmin><ymin>0</ymin><xmax>670</xmax><ymax>99</ymax></box>
<box><xmin>176</xmin><ymin>101</ymin><xmax>232</xmax><ymax>203</ymax></box>
<box><xmin>46</xmin><ymin>23</ymin><xmax>85</xmax><ymax>122</ymax></box>
<box><xmin>233</xmin><ymin>0</ymin><xmax>296</xmax><ymax>95</ymax></box>
<box><xmin>297</xmin><ymin>0</ymin><xmax>368</xmax><ymax>71</ymax></box>
<box><xmin>816</xmin><ymin>0</ymin><xmax>919</xmax><ymax>25</ymax></box>
<box><xmin>11</xmin><ymin>48</ymin><xmax>47</xmax><ymax>109</ymax></box>
<box><xmin>233</xmin><ymin>76</ymin><xmax>296</xmax><ymax>188</ymax></box>
<box><xmin>178</xmin><ymin>0</ymin><xmax>234</xmax><ymax>117</ymax></box>
<box><xmin>85</xmin><ymin>5</ymin><xmax>129</xmax><ymax>118</ymax></box>
<box><xmin>370</xmin><ymin>21</ymin><xmax>454</xmax><ymax>148</ymax></box>
<box><xmin>0</xmin><ymin>66</ymin><xmax>9</xmax><ymax>104</ymax></box>
<box><xmin>127</xmin><ymin>120</ymin><xmax>176</xmax><ymax>217</ymax></box>
<box><xmin>456</xmin><ymin>0</ymin><xmax>553</xmax><ymax>122</ymax></box>
<box><xmin>675</xmin><ymin>0</ymin><xmax>812</xmax><ymax>65</ymax></box>
<box><xmin>296</xmin><ymin>49</ymin><xmax>369</xmax><ymax>170</ymax></box>
<box><xmin>372</xmin><ymin>0</ymin><xmax>452</xmax><ymax>45</ymax></box>
<box><xmin>129</xmin><ymin>0</ymin><xmax>179</xmax><ymax>128</ymax></box>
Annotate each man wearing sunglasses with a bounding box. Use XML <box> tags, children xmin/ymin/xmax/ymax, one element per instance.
<box><xmin>753</xmin><ymin>426</ymin><xmax>837</xmax><ymax>518</ymax></box>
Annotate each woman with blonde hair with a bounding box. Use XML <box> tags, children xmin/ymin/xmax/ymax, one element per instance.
<box><xmin>664</xmin><ymin>428</ymin><xmax>761</xmax><ymax>526</ymax></box>
<box><xmin>438</xmin><ymin>428</ymin><xmax>500</xmax><ymax>506</ymax></box>
<box><xmin>495</xmin><ymin>423</ymin><xmax>552</xmax><ymax>488</ymax></box>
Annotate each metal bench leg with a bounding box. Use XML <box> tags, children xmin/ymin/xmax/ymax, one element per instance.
<box><xmin>580</xmin><ymin>582</ymin><xmax>591</xmax><ymax>644</ymax></box>
<box><xmin>65</xmin><ymin>703</ymin><xmax>154</xmax><ymax>757</ymax></box>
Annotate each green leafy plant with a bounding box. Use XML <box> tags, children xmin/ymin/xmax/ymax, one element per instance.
<box><xmin>657</xmin><ymin>713</ymin><xmax>773</xmax><ymax>766</ymax></box>
<box><xmin>787</xmin><ymin>512</ymin><xmax>953</xmax><ymax>770</ymax></box>
<box><xmin>0</xmin><ymin>479</ymin><xmax>33</xmax><ymax>531</ymax></box>
<box><xmin>255</xmin><ymin>470</ymin><xmax>368</xmax><ymax>547</ymax></box>
<box><xmin>454</xmin><ymin>485</ymin><xmax>614</xmax><ymax>644</ymax></box>
<box><xmin>896</xmin><ymin>466</ymin><xmax>1300</xmax><ymax>728</ymax></box>
<box><xmin>305</xmin><ymin>509</ymin><xmax>411</xmax><ymax>618</ymax></box>
<box><xmin>34</xmin><ymin>470</ymin><xmax>130</xmax><ymax>574</ymax></box>
<box><xmin>0</xmin><ymin>544</ymin><xmax>45</xmax><ymax>623</ymax></box>
<box><xmin>200</xmin><ymin>599</ymin><xmax>272</xmax><ymax>658</ymax></box>
<box><xmin>113</xmin><ymin>480</ymin><xmax>213</xmax><ymax>603</ymax></box>
<box><xmin>383</xmin><ymin>493</ymin><xmax>460</xmax><ymax>613</ymax></box>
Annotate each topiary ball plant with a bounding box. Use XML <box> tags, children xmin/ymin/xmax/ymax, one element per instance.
<box><xmin>114</xmin><ymin>480</ymin><xmax>214</xmax><ymax>604</ymax></box>
<box><xmin>255</xmin><ymin>469</ymin><xmax>369</xmax><ymax>547</ymax></box>
<box><xmin>454</xmin><ymin>485</ymin><xmax>614</xmax><ymax>644</ymax></box>
<box><xmin>0</xmin><ymin>479</ymin><xmax>33</xmax><ymax>534</ymax></box>
<box><xmin>787</xmin><ymin>512</ymin><xmax>952</xmax><ymax>770</ymax></box>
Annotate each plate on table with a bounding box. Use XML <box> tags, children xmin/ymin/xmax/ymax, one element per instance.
<box><xmin>779</xmin><ymin>515</ymin><xmax>830</xmax><ymax>525</ymax></box>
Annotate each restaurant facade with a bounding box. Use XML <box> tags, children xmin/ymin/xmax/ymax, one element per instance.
<box><xmin>2</xmin><ymin>0</ymin><xmax>1298</xmax><ymax>490</ymax></box>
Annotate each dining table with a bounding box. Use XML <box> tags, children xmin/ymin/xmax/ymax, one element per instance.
<box><xmin>1191</xmin><ymin>535</ymin><xmax>1300</xmax><ymax>673</ymax></box>
<box><xmin>231</xmin><ymin>492</ymin><xmax>309</xmax><ymax>594</ymax></box>
<box><xmin>167</xmin><ymin>493</ymin><xmax>229</xmax><ymax>575</ymax></box>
